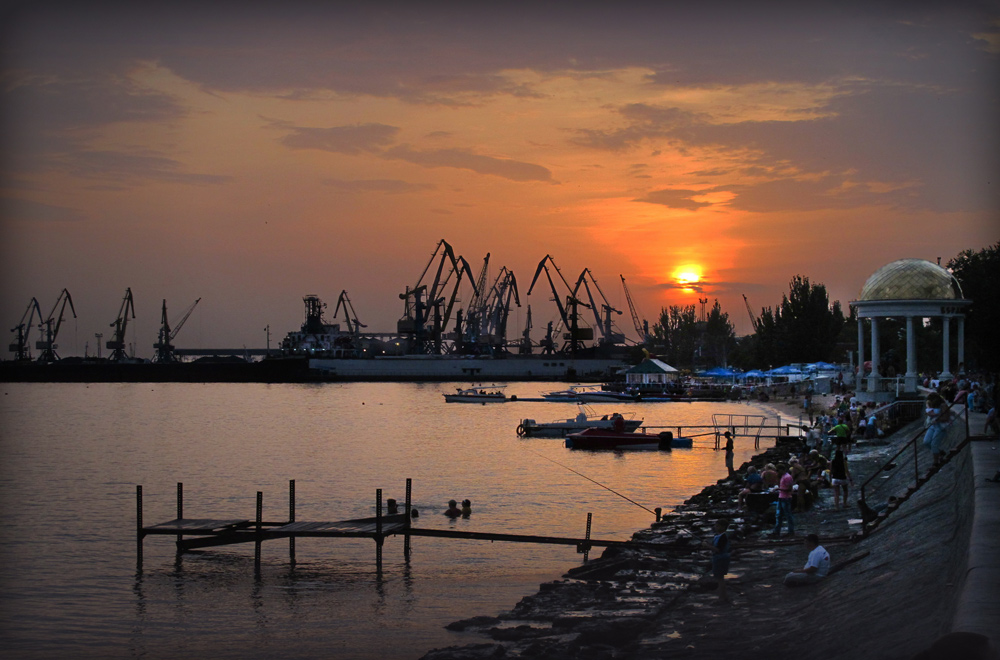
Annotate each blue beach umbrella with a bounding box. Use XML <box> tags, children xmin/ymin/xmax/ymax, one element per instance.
<box><xmin>805</xmin><ymin>361</ymin><xmax>837</xmax><ymax>371</ymax></box>
<box><xmin>739</xmin><ymin>369</ymin><xmax>767</xmax><ymax>379</ymax></box>
<box><xmin>767</xmin><ymin>365</ymin><xmax>802</xmax><ymax>375</ymax></box>
<box><xmin>702</xmin><ymin>367</ymin><xmax>738</xmax><ymax>377</ymax></box>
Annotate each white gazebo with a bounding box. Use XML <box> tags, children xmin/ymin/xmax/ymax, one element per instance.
<box><xmin>850</xmin><ymin>259</ymin><xmax>971</xmax><ymax>401</ymax></box>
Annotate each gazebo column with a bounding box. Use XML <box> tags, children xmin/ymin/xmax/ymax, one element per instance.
<box><xmin>904</xmin><ymin>316</ymin><xmax>918</xmax><ymax>393</ymax></box>
<box><xmin>940</xmin><ymin>317</ymin><xmax>952</xmax><ymax>380</ymax></box>
<box><xmin>868</xmin><ymin>318</ymin><xmax>881</xmax><ymax>392</ymax></box>
<box><xmin>856</xmin><ymin>318</ymin><xmax>865</xmax><ymax>392</ymax></box>
<box><xmin>957</xmin><ymin>316</ymin><xmax>965</xmax><ymax>374</ymax></box>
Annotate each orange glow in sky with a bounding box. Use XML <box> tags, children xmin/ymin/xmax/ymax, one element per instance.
<box><xmin>1</xmin><ymin>4</ymin><xmax>997</xmax><ymax>352</ymax></box>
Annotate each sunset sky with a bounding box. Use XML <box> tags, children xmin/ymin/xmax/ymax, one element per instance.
<box><xmin>2</xmin><ymin>2</ymin><xmax>998</xmax><ymax>357</ymax></box>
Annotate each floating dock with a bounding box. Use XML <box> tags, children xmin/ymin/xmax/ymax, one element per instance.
<box><xmin>136</xmin><ymin>479</ymin><xmax>659</xmax><ymax>574</ymax></box>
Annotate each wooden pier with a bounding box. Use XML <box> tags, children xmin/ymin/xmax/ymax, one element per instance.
<box><xmin>137</xmin><ymin>479</ymin><xmax>655</xmax><ymax>574</ymax></box>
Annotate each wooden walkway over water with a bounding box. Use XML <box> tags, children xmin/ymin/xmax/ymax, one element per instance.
<box><xmin>137</xmin><ymin>479</ymin><xmax>656</xmax><ymax>573</ymax></box>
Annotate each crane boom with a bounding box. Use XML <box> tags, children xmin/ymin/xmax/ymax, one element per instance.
<box><xmin>36</xmin><ymin>289</ymin><xmax>77</xmax><ymax>362</ymax></box>
<box><xmin>9</xmin><ymin>297</ymin><xmax>43</xmax><ymax>360</ymax></box>
<box><xmin>620</xmin><ymin>276</ymin><xmax>649</xmax><ymax>343</ymax></box>
<box><xmin>334</xmin><ymin>290</ymin><xmax>367</xmax><ymax>336</ymax></box>
<box><xmin>107</xmin><ymin>288</ymin><xmax>136</xmax><ymax>361</ymax></box>
<box><xmin>153</xmin><ymin>297</ymin><xmax>200</xmax><ymax>362</ymax></box>
<box><xmin>743</xmin><ymin>294</ymin><xmax>760</xmax><ymax>333</ymax></box>
<box><xmin>171</xmin><ymin>298</ymin><xmax>201</xmax><ymax>340</ymax></box>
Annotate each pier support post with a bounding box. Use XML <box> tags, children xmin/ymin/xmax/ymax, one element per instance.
<box><xmin>175</xmin><ymin>483</ymin><xmax>183</xmax><ymax>551</ymax></box>
<box><xmin>375</xmin><ymin>489</ymin><xmax>384</xmax><ymax>572</ymax></box>
<box><xmin>136</xmin><ymin>485</ymin><xmax>144</xmax><ymax>567</ymax></box>
<box><xmin>255</xmin><ymin>491</ymin><xmax>263</xmax><ymax>577</ymax></box>
<box><xmin>404</xmin><ymin>478</ymin><xmax>412</xmax><ymax>559</ymax></box>
<box><xmin>582</xmin><ymin>513</ymin><xmax>593</xmax><ymax>563</ymax></box>
<box><xmin>288</xmin><ymin>480</ymin><xmax>296</xmax><ymax>566</ymax></box>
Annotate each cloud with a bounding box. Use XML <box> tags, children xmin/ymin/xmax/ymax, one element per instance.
<box><xmin>634</xmin><ymin>188</ymin><xmax>713</xmax><ymax>210</ymax></box>
<box><xmin>382</xmin><ymin>145</ymin><xmax>553</xmax><ymax>182</ymax></box>
<box><xmin>322</xmin><ymin>178</ymin><xmax>435</xmax><ymax>193</ymax></box>
<box><xmin>3</xmin><ymin>75</ymin><xmax>187</xmax><ymax>133</ymax></box>
<box><xmin>278</xmin><ymin>123</ymin><xmax>400</xmax><ymax>154</ymax></box>
<box><xmin>57</xmin><ymin>150</ymin><xmax>230</xmax><ymax>186</ymax></box>
<box><xmin>0</xmin><ymin>196</ymin><xmax>87</xmax><ymax>223</ymax></box>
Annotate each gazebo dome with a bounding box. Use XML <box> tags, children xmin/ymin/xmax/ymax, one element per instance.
<box><xmin>858</xmin><ymin>259</ymin><xmax>963</xmax><ymax>302</ymax></box>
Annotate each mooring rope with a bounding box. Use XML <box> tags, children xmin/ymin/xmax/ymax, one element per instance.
<box><xmin>523</xmin><ymin>446</ymin><xmax>657</xmax><ymax>515</ymax></box>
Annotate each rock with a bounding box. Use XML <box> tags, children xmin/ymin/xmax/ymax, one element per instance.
<box><xmin>487</xmin><ymin>624</ymin><xmax>549</xmax><ymax>641</ymax></box>
<box><xmin>419</xmin><ymin>643</ymin><xmax>506</xmax><ymax>660</ymax></box>
<box><xmin>445</xmin><ymin>616</ymin><xmax>502</xmax><ymax>631</ymax></box>
<box><xmin>570</xmin><ymin>616</ymin><xmax>650</xmax><ymax>646</ymax></box>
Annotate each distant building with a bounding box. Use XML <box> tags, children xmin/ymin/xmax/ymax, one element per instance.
<box><xmin>624</xmin><ymin>358</ymin><xmax>680</xmax><ymax>388</ymax></box>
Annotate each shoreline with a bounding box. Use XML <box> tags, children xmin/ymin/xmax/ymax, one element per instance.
<box><xmin>420</xmin><ymin>405</ymin><xmax>990</xmax><ymax>660</ymax></box>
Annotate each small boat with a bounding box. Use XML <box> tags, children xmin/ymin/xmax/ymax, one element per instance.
<box><xmin>565</xmin><ymin>428</ymin><xmax>688</xmax><ymax>450</ymax></box>
<box><xmin>540</xmin><ymin>385</ymin><xmax>601</xmax><ymax>401</ymax></box>
<box><xmin>443</xmin><ymin>385</ymin><xmax>508</xmax><ymax>403</ymax></box>
<box><xmin>516</xmin><ymin>406</ymin><xmax>642</xmax><ymax>437</ymax></box>
<box><xmin>575</xmin><ymin>389</ymin><xmax>639</xmax><ymax>403</ymax></box>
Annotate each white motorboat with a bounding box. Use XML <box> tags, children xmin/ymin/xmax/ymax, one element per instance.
<box><xmin>443</xmin><ymin>385</ymin><xmax>508</xmax><ymax>403</ymax></box>
<box><xmin>516</xmin><ymin>405</ymin><xmax>642</xmax><ymax>437</ymax></box>
<box><xmin>540</xmin><ymin>385</ymin><xmax>605</xmax><ymax>402</ymax></box>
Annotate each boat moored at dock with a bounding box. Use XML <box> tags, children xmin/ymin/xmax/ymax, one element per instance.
<box><xmin>564</xmin><ymin>428</ymin><xmax>690</xmax><ymax>450</ymax></box>
<box><xmin>516</xmin><ymin>406</ymin><xmax>642</xmax><ymax>437</ymax></box>
<box><xmin>443</xmin><ymin>385</ymin><xmax>509</xmax><ymax>403</ymax></box>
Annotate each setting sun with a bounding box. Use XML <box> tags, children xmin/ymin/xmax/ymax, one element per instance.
<box><xmin>674</xmin><ymin>266</ymin><xmax>702</xmax><ymax>285</ymax></box>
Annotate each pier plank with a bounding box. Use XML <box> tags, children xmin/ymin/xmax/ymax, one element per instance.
<box><xmin>143</xmin><ymin>518</ymin><xmax>250</xmax><ymax>534</ymax></box>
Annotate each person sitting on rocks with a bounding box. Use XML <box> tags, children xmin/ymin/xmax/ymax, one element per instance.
<box><xmin>789</xmin><ymin>457</ymin><xmax>811</xmax><ymax>510</ymax></box>
<box><xmin>865</xmin><ymin>407</ymin><xmax>879</xmax><ymax>439</ymax></box>
<box><xmin>738</xmin><ymin>466</ymin><xmax>764</xmax><ymax>509</ymax></box>
<box><xmin>783</xmin><ymin>533</ymin><xmax>831</xmax><ymax>586</ymax></box>
<box><xmin>761</xmin><ymin>463</ymin><xmax>779</xmax><ymax>489</ymax></box>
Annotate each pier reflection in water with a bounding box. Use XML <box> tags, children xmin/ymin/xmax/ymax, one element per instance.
<box><xmin>0</xmin><ymin>382</ymin><xmax>775</xmax><ymax>659</ymax></box>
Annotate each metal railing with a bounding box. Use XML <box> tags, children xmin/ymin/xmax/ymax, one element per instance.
<box><xmin>857</xmin><ymin>401</ymin><xmax>969</xmax><ymax>535</ymax></box>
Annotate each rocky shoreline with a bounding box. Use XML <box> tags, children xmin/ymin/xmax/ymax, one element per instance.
<box><xmin>420</xmin><ymin>397</ymin><xmax>979</xmax><ymax>660</ymax></box>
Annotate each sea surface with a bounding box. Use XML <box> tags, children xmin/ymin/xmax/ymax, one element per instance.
<box><xmin>0</xmin><ymin>382</ymin><xmax>782</xmax><ymax>659</ymax></box>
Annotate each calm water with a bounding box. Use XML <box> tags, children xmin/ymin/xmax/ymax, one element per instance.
<box><xmin>0</xmin><ymin>382</ymin><xmax>776</xmax><ymax>659</ymax></box>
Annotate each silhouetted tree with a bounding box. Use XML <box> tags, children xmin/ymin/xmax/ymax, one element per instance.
<box><xmin>652</xmin><ymin>305</ymin><xmax>698</xmax><ymax>368</ymax></box>
<box><xmin>948</xmin><ymin>242</ymin><xmax>1000</xmax><ymax>371</ymax></box>
<box><xmin>748</xmin><ymin>276</ymin><xmax>845</xmax><ymax>367</ymax></box>
<box><xmin>703</xmin><ymin>300</ymin><xmax>736</xmax><ymax>366</ymax></box>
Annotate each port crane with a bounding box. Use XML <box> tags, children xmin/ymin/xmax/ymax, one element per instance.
<box><xmin>153</xmin><ymin>298</ymin><xmax>201</xmax><ymax>363</ymax></box>
<box><xmin>334</xmin><ymin>290</ymin><xmax>367</xmax><ymax>337</ymax></box>
<box><xmin>573</xmin><ymin>269</ymin><xmax>624</xmax><ymax>346</ymax></box>
<box><xmin>9</xmin><ymin>297</ymin><xmax>43</xmax><ymax>361</ymax></box>
<box><xmin>35</xmin><ymin>289</ymin><xmax>77</xmax><ymax>363</ymax></box>
<box><xmin>106</xmin><ymin>288</ymin><xmax>136</xmax><ymax>362</ymax></box>
<box><xmin>620</xmin><ymin>276</ymin><xmax>650</xmax><ymax>344</ymax></box>
<box><xmin>398</xmin><ymin>239</ymin><xmax>476</xmax><ymax>354</ymax></box>
<box><xmin>526</xmin><ymin>255</ymin><xmax>592</xmax><ymax>355</ymax></box>
<box><xmin>476</xmin><ymin>267</ymin><xmax>521</xmax><ymax>354</ymax></box>
<box><xmin>519</xmin><ymin>305</ymin><xmax>534</xmax><ymax>354</ymax></box>
<box><xmin>743</xmin><ymin>294</ymin><xmax>761</xmax><ymax>333</ymax></box>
